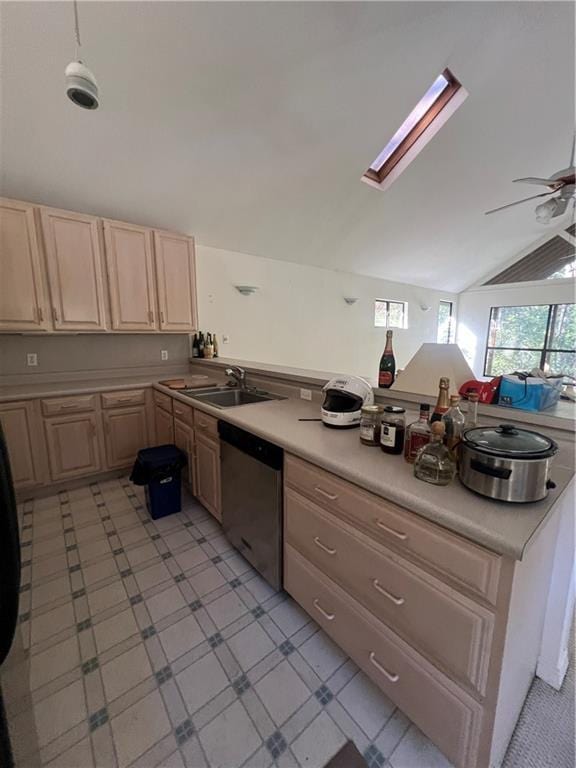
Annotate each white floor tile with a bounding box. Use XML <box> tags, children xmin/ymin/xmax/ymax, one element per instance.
<box><xmin>291</xmin><ymin>711</ymin><xmax>346</xmax><ymax>768</ymax></box>
<box><xmin>94</xmin><ymin>608</ymin><xmax>139</xmax><ymax>654</ymax></box>
<box><xmin>188</xmin><ymin>565</ymin><xmax>227</xmax><ymax>597</ymax></box>
<box><xmin>176</xmin><ymin>651</ymin><xmax>229</xmax><ymax>714</ymax></box>
<box><xmin>199</xmin><ymin>700</ymin><xmax>261</xmax><ymax>768</ymax></box>
<box><xmin>159</xmin><ymin>614</ymin><xmax>204</xmax><ymax>662</ymax></box>
<box><xmin>227</xmin><ymin>621</ymin><xmax>276</xmax><ymax>671</ymax></box>
<box><xmin>31</xmin><ymin>574</ymin><xmax>70</xmax><ymax>609</ymax></box>
<box><xmin>87</xmin><ymin>581</ymin><xmax>127</xmax><ymax>616</ymax></box>
<box><xmin>101</xmin><ymin>643</ymin><xmax>153</xmax><ymax>702</ymax></box>
<box><xmin>34</xmin><ymin>679</ymin><xmax>87</xmax><ymax>748</ymax></box>
<box><xmin>205</xmin><ymin>591</ymin><xmax>248</xmax><ymax>629</ymax></box>
<box><xmin>389</xmin><ymin>724</ymin><xmax>454</xmax><ymax>768</ymax></box>
<box><xmin>147</xmin><ymin>585</ymin><xmax>187</xmax><ymax>624</ymax></box>
<box><xmin>337</xmin><ymin>670</ymin><xmax>395</xmax><ymax>739</ymax></box>
<box><xmin>299</xmin><ymin>630</ymin><xmax>347</xmax><ymax>682</ymax></box>
<box><xmin>174</xmin><ymin>546</ymin><xmax>209</xmax><ymax>573</ymax></box>
<box><xmin>254</xmin><ymin>660</ymin><xmax>311</xmax><ymax>726</ymax></box>
<box><xmin>30</xmin><ymin>602</ymin><xmax>75</xmax><ymax>646</ymax></box>
<box><xmin>30</xmin><ymin>635</ymin><xmax>80</xmax><ymax>690</ymax></box>
<box><xmin>269</xmin><ymin>598</ymin><xmax>310</xmax><ymax>637</ymax></box>
<box><xmin>111</xmin><ymin>690</ymin><xmax>171</xmax><ymax>768</ymax></box>
<box><xmin>135</xmin><ymin>561</ymin><xmax>172</xmax><ymax>593</ymax></box>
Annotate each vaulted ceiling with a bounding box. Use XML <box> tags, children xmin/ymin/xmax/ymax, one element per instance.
<box><xmin>1</xmin><ymin>2</ymin><xmax>574</xmax><ymax>292</ymax></box>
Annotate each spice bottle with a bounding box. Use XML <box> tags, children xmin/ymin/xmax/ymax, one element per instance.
<box><xmin>360</xmin><ymin>405</ymin><xmax>384</xmax><ymax>446</ymax></box>
<box><xmin>404</xmin><ymin>403</ymin><xmax>431</xmax><ymax>463</ymax></box>
<box><xmin>380</xmin><ymin>406</ymin><xmax>405</xmax><ymax>455</ymax></box>
<box><xmin>414</xmin><ymin>422</ymin><xmax>456</xmax><ymax>486</ymax></box>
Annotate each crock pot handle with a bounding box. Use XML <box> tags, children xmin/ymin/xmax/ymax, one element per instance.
<box><xmin>546</xmin><ymin>479</ymin><xmax>557</xmax><ymax>490</ymax></box>
<box><xmin>470</xmin><ymin>459</ymin><xmax>512</xmax><ymax>480</ymax></box>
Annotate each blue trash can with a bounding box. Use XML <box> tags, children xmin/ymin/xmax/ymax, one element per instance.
<box><xmin>130</xmin><ymin>444</ymin><xmax>187</xmax><ymax>520</ymax></box>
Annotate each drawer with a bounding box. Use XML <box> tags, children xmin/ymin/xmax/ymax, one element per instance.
<box><xmin>285</xmin><ymin>454</ymin><xmax>501</xmax><ymax>605</ymax></box>
<box><xmin>194</xmin><ymin>409</ymin><xmax>218</xmax><ymax>438</ymax></box>
<box><xmin>285</xmin><ymin>544</ymin><xmax>483</xmax><ymax>768</ymax></box>
<box><xmin>101</xmin><ymin>389</ymin><xmax>146</xmax><ymax>409</ymax></box>
<box><xmin>41</xmin><ymin>394</ymin><xmax>96</xmax><ymax>416</ymax></box>
<box><xmin>172</xmin><ymin>400</ymin><xmax>194</xmax><ymax>427</ymax></box>
<box><xmin>153</xmin><ymin>389</ymin><xmax>173</xmax><ymax>413</ymax></box>
<box><xmin>285</xmin><ymin>488</ymin><xmax>493</xmax><ymax>694</ymax></box>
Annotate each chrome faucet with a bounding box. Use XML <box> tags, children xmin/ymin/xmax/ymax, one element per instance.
<box><xmin>225</xmin><ymin>366</ymin><xmax>247</xmax><ymax>389</ymax></box>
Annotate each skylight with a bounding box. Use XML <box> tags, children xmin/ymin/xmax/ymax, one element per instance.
<box><xmin>363</xmin><ymin>68</ymin><xmax>466</xmax><ymax>190</ymax></box>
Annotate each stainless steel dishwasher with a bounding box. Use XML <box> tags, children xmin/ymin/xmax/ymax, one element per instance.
<box><xmin>218</xmin><ymin>421</ymin><xmax>283</xmax><ymax>590</ymax></box>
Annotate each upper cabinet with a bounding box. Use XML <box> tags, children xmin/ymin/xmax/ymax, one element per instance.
<box><xmin>0</xmin><ymin>198</ymin><xmax>51</xmax><ymax>331</ymax></box>
<box><xmin>154</xmin><ymin>231</ymin><xmax>198</xmax><ymax>331</ymax></box>
<box><xmin>40</xmin><ymin>207</ymin><xmax>108</xmax><ymax>331</ymax></box>
<box><xmin>103</xmin><ymin>219</ymin><xmax>158</xmax><ymax>331</ymax></box>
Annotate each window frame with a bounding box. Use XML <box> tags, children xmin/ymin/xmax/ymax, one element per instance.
<box><xmin>483</xmin><ymin>302</ymin><xmax>575</xmax><ymax>377</ymax></box>
<box><xmin>437</xmin><ymin>300</ymin><xmax>455</xmax><ymax>344</ymax></box>
<box><xmin>364</xmin><ymin>68</ymin><xmax>463</xmax><ymax>186</ymax></box>
<box><xmin>374</xmin><ymin>299</ymin><xmax>408</xmax><ymax>329</ymax></box>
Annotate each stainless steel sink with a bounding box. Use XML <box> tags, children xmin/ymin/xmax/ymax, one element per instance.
<box><xmin>180</xmin><ymin>387</ymin><xmax>285</xmax><ymax>408</ymax></box>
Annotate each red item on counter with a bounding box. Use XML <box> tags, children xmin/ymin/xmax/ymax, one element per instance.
<box><xmin>459</xmin><ymin>377</ymin><xmax>502</xmax><ymax>404</ymax></box>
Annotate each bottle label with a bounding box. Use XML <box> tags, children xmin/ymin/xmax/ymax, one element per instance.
<box><xmin>360</xmin><ymin>424</ymin><xmax>375</xmax><ymax>441</ymax></box>
<box><xmin>380</xmin><ymin>424</ymin><xmax>396</xmax><ymax>447</ymax></box>
<box><xmin>379</xmin><ymin>371</ymin><xmax>394</xmax><ymax>387</ymax></box>
<box><xmin>408</xmin><ymin>433</ymin><xmax>431</xmax><ymax>458</ymax></box>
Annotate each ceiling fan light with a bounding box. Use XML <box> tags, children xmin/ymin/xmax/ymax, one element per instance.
<box><xmin>535</xmin><ymin>197</ymin><xmax>559</xmax><ymax>223</ymax></box>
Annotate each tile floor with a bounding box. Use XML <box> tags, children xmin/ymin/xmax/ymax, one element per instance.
<box><xmin>16</xmin><ymin>476</ymin><xmax>456</xmax><ymax>768</ymax></box>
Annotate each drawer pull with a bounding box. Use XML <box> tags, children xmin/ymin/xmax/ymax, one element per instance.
<box><xmin>369</xmin><ymin>652</ymin><xmax>399</xmax><ymax>683</ymax></box>
<box><xmin>314</xmin><ymin>486</ymin><xmax>338</xmax><ymax>501</ymax></box>
<box><xmin>375</xmin><ymin>520</ymin><xmax>408</xmax><ymax>540</ymax></box>
<box><xmin>313</xmin><ymin>537</ymin><xmax>336</xmax><ymax>556</ymax></box>
<box><xmin>60</xmin><ymin>403</ymin><xmax>80</xmax><ymax>409</ymax></box>
<box><xmin>372</xmin><ymin>579</ymin><xmax>405</xmax><ymax>606</ymax></box>
<box><xmin>313</xmin><ymin>599</ymin><xmax>335</xmax><ymax>621</ymax></box>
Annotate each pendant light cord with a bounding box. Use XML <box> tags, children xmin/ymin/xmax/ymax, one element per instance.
<box><xmin>73</xmin><ymin>0</ymin><xmax>82</xmax><ymax>60</ymax></box>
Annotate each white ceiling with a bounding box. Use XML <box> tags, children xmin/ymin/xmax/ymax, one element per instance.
<box><xmin>1</xmin><ymin>2</ymin><xmax>574</xmax><ymax>292</ymax></box>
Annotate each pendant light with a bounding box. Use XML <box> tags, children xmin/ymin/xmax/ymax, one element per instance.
<box><xmin>65</xmin><ymin>0</ymin><xmax>99</xmax><ymax>110</ymax></box>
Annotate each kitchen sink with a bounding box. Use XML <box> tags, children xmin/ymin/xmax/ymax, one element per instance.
<box><xmin>181</xmin><ymin>387</ymin><xmax>285</xmax><ymax>408</ymax></box>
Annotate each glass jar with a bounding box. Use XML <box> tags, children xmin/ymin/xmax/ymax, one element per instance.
<box><xmin>380</xmin><ymin>406</ymin><xmax>406</xmax><ymax>455</ymax></box>
<box><xmin>414</xmin><ymin>422</ymin><xmax>456</xmax><ymax>486</ymax></box>
<box><xmin>360</xmin><ymin>405</ymin><xmax>384</xmax><ymax>446</ymax></box>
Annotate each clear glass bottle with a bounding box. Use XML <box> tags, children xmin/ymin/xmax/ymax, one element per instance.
<box><xmin>442</xmin><ymin>395</ymin><xmax>465</xmax><ymax>452</ymax></box>
<box><xmin>360</xmin><ymin>405</ymin><xmax>384</xmax><ymax>446</ymax></box>
<box><xmin>404</xmin><ymin>403</ymin><xmax>431</xmax><ymax>463</ymax></box>
<box><xmin>414</xmin><ymin>422</ymin><xmax>456</xmax><ymax>486</ymax></box>
<box><xmin>465</xmin><ymin>392</ymin><xmax>479</xmax><ymax>428</ymax></box>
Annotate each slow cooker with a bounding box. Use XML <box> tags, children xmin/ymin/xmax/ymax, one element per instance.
<box><xmin>459</xmin><ymin>423</ymin><xmax>558</xmax><ymax>503</ymax></box>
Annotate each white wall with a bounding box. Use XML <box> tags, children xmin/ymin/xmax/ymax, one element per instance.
<box><xmin>456</xmin><ymin>278</ymin><xmax>575</xmax><ymax>378</ymax></box>
<box><xmin>196</xmin><ymin>245</ymin><xmax>457</xmax><ymax>382</ymax></box>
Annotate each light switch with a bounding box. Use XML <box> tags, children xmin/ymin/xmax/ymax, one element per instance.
<box><xmin>27</xmin><ymin>353</ymin><xmax>38</xmax><ymax>367</ymax></box>
<box><xmin>222</xmin><ymin>334</ymin><xmax>230</xmax><ymax>344</ymax></box>
<box><xmin>300</xmin><ymin>388</ymin><xmax>312</xmax><ymax>401</ymax></box>
<box><xmin>161</xmin><ymin>350</ymin><xmax>168</xmax><ymax>361</ymax></box>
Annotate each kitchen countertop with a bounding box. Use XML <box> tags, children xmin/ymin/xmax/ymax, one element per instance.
<box><xmin>159</xmin><ymin>383</ymin><xmax>574</xmax><ymax>562</ymax></box>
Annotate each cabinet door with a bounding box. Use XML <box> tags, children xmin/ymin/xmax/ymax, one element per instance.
<box><xmin>44</xmin><ymin>413</ymin><xmax>102</xmax><ymax>481</ymax></box>
<box><xmin>195</xmin><ymin>432</ymin><xmax>221</xmax><ymax>521</ymax></box>
<box><xmin>40</xmin><ymin>207</ymin><xmax>108</xmax><ymax>331</ymax></box>
<box><xmin>0</xmin><ymin>401</ymin><xmax>45</xmax><ymax>489</ymax></box>
<box><xmin>103</xmin><ymin>219</ymin><xmax>158</xmax><ymax>331</ymax></box>
<box><xmin>0</xmin><ymin>199</ymin><xmax>50</xmax><ymax>331</ymax></box>
<box><xmin>103</xmin><ymin>406</ymin><xmax>148</xmax><ymax>470</ymax></box>
<box><xmin>153</xmin><ymin>231</ymin><xmax>197</xmax><ymax>331</ymax></box>
<box><xmin>155</xmin><ymin>405</ymin><xmax>174</xmax><ymax>445</ymax></box>
<box><xmin>174</xmin><ymin>418</ymin><xmax>194</xmax><ymax>489</ymax></box>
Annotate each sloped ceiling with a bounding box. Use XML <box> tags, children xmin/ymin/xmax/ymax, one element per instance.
<box><xmin>1</xmin><ymin>1</ymin><xmax>574</xmax><ymax>292</ymax></box>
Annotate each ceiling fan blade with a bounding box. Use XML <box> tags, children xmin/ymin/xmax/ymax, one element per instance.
<box><xmin>485</xmin><ymin>191</ymin><xmax>554</xmax><ymax>215</ymax></box>
<box><xmin>512</xmin><ymin>177</ymin><xmax>561</xmax><ymax>187</ymax></box>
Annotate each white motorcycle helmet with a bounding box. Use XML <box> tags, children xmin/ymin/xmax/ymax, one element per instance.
<box><xmin>321</xmin><ymin>375</ymin><xmax>374</xmax><ymax>428</ymax></box>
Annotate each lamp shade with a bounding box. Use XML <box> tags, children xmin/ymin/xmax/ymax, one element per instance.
<box><xmin>391</xmin><ymin>343</ymin><xmax>475</xmax><ymax>397</ymax></box>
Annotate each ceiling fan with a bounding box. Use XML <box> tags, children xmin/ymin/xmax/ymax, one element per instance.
<box><xmin>485</xmin><ymin>137</ymin><xmax>575</xmax><ymax>223</ymax></box>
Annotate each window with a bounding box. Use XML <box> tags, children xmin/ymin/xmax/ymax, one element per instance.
<box><xmin>437</xmin><ymin>300</ymin><xmax>454</xmax><ymax>343</ymax></box>
<box><xmin>484</xmin><ymin>303</ymin><xmax>575</xmax><ymax>378</ymax></box>
<box><xmin>484</xmin><ymin>231</ymin><xmax>575</xmax><ymax>285</ymax></box>
<box><xmin>363</xmin><ymin>68</ymin><xmax>466</xmax><ymax>190</ymax></box>
<box><xmin>375</xmin><ymin>300</ymin><xmax>407</xmax><ymax>329</ymax></box>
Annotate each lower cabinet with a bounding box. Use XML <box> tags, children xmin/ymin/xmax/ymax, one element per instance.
<box><xmin>155</xmin><ymin>404</ymin><xmax>174</xmax><ymax>445</ymax></box>
<box><xmin>103</xmin><ymin>405</ymin><xmax>148</xmax><ymax>469</ymax></box>
<box><xmin>194</xmin><ymin>431</ymin><xmax>221</xmax><ymax>521</ymax></box>
<box><xmin>174</xmin><ymin>417</ymin><xmax>195</xmax><ymax>490</ymax></box>
<box><xmin>44</xmin><ymin>412</ymin><xmax>102</xmax><ymax>481</ymax></box>
<box><xmin>0</xmin><ymin>400</ymin><xmax>46</xmax><ymax>489</ymax></box>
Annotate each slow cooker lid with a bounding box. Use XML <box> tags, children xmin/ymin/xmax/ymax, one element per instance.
<box><xmin>322</xmin><ymin>390</ymin><xmax>363</xmax><ymax>413</ymax></box>
<box><xmin>463</xmin><ymin>423</ymin><xmax>558</xmax><ymax>458</ymax></box>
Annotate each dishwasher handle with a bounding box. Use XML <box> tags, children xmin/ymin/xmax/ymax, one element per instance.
<box><xmin>218</xmin><ymin>421</ymin><xmax>283</xmax><ymax>470</ymax></box>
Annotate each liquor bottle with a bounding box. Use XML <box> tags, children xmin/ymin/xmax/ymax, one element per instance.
<box><xmin>378</xmin><ymin>330</ymin><xmax>396</xmax><ymax>388</ymax></box>
<box><xmin>465</xmin><ymin>392</ymin><xmax>479</xmax><ymax>428</ymax></box>
<box><xmin>213</xmin><ymin>333</ymin><xmax>219</xmax><ymax>358</ymax></box>
<box><xmin>430</xmin><ymin>377</ymin><xmax>450</xmax><ymax>423</ymax></box>
<box><xmin>191</xmin><ymin>333</ymin><xmax>199</xmax><ymax>358</ymax></box>
<box><xmin>204</xmin><ymin>333</ymin><xmax>214</xmax><ymax>359</ymax></box>
<box><xmin>442</xmin><ymin>395</ymin><xmax>465</xmax><ymax>452</ymax></box>
<box><xmin>198</xmin><ymin>332</ymin><xmax>205</xmax><ymax>358</ymax></box>
<box><xmin>414</xmin><ymin>422</ymin><xmax>456</xmax><ymax>486</ymax></box>
<box><xmin>404</xmin><ymin>403</ymin><xmax>431</xmax><ymax>463</ymax></box>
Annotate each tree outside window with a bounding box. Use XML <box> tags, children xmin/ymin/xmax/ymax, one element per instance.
<box><xmin>374</xmin><ymin>300</ymin><xmax>407</xmax><ymax>329</ymax></box>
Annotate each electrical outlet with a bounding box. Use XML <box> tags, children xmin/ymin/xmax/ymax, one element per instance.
<box><xmin>27</xmin><ymin>353</ymin><xmax>38</xmax><ymax>367</ymax></box>
<box><xmin>300</xmin><ymin>388</ymin><xmax>312</xmax><ymax>401</ymax></box>
<box><xmin>222</xmin><ymin>334</ymin><xmax>230</xmax><ymax>344</ymax></box>
<box><xmin>161</xmin><ymin>350</ymin><xmax>168</xmax><ymax>361</ymax></box>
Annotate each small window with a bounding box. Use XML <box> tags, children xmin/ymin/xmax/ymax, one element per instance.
<box><xmin>363</xmin><ymin>68</ymin><xmax>466</xmax><ymax>190</ymax></box>
<box><xmin>484</xmin><ymin>303</ymin><xmax>575</xmax><ymax>378</ymax></box>
<box><xmin>437</xmin><ymin>301</ymin><xmax>454</xmax><ymax>343</ymax></box>
<box><xmin>375</xmin><ymin>300</ymin><xmax>407</xmax><ymax>329</ymax></box>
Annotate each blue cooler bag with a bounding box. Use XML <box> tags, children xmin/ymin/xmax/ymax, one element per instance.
<box><xmin>130</xmin><ymin>445</ymin><xmax>187</xmax><ymax>519</ymax></box>
<box><xmin>498</xmin><ymin>375</ymin><xmax>563</xmax><ymax>412</ymax></box>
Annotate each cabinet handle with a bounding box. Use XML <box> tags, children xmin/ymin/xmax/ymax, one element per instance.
<box><xmin>372</xmin><ymin>579</ymin><xmax>405</xmax><ymax>606</ymax></box>
<box><xmin>37</xmin><ymin>306</ymin><xmax>44</xmax><ymax>322</ymax></box>
<box><xmin>52</xmin><ymin>307</ymin><xmax>59</xmax><ymax>322</ymax></box>
<box><xmin>314</xmin><ymin>486</ymin><xmax>338</xmax><ymax>502</ymax></box>
<box><xmin>148</xmin><ymin>310</ymin><xmax>154</xmax><ymax>323</ymax></box>
<box><xmin>313</xmin><ymin>536</ymin><xmax>337</xmax><ymax>556</ymax></box>
<box><xmin>313</xmin><ymin>599</ymin><xmax>335</xmax><ymax>621</ymax></box>
<box><xmin>375</xmin><ymin>520</ymin><xmax>408</xmax><ymax>541</ymax></box>
<box><xmin>60</xmin><ymin>403</ymin><xmax>79</xmax><ymax>410</ymax></box>
<box><xmin>369</xmin><ymin>652</ymin><xmax>399</xmax><ymax>683</ymax></box>
<box><xmin>160</xmin><ymin>311</ymin><xmax>165</xmax><ymax>323</ymax></box>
